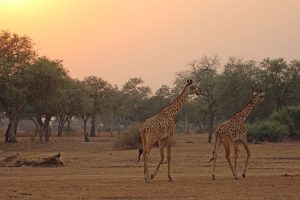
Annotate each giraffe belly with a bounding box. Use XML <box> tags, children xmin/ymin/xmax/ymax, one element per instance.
<box><xmin>160</xmin><ymin>132</ymin><xmax>168</xmax><ymax>139</ymax></box>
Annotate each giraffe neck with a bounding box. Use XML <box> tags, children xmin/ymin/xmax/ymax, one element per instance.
<box><xmin>235</xmin><ymin>96</ymin><xmax>259</xmax><ymax>121</ymax></box>
<box><xmin>160</xmin><ymin>87</ymin><xmax>189</xmax><ymax>117</ymax></box>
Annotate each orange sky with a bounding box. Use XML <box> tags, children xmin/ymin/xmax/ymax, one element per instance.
<box><xmin>1</xmin><ymin>0</ymin><xmax>299</xmax><ymax>91</ymax></box>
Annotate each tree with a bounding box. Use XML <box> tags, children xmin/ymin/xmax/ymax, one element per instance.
<box><xmin>260</xmin><ymin>58</ymin><xmax>300</xmax><ymax>113</ymax></box>
<box><xmin>67</xmin><ymin>80</ymin><xmax>93</xmax><ymax>141</ymax></box>
<box><xmin>155</xmin><ymin>84</ymin><xmax>172</xmax><ymax>109</ymax></box>
<box><xmin>0</xmin><ymin>31</ymin><xmax>36</xmax><ymax>143</ymax></box>
<box><xmin>83</xmin><ymin>76</ymin><xmax>113</xmax><ymax>137</ymax></box>
<box><xmin>24</xmin><ymin>56</ymin><xmax>68</xmax><ymax>142</ymax></box>
<box><xmin>217</xmin><ymin>57</ymin><xmax>260</xmax><ymax>119</ymax></box>
<box><xmin>121</xmin><ymin>77</ymin><xmax>152</xmax><ymax>123</ymax></box>
<box><xmin>189</xmin><ymin>56</ymin><xmax>220</xmax><ymax>143</ymax></box>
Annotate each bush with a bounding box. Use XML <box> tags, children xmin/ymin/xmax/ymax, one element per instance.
<box><xmin>269</xmin><ymin>105</ymin><xmax>300</xmax><ymax>138</ymax></box>
<box><xmin>113</xmin><ymin>122</ymin><xmax>175</xmax><ymax>150</ymax></box>
<box><xmin>113</xmin><ymin>123</ymin><xmax>141</xmax><ymax>150</ymax></box>
<box><xmin>247</xmin><ymin>120</ymin><xmax>289</xmax><ymax>142</ymax></box>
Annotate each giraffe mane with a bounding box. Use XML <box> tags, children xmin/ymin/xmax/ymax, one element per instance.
<box><xmin>159</xmin><ymin>83</ymin><xmax>190</xmax><ymax>113</ymax></box>
<box><xmin>234</xmin><ymin>93</ymin><xmax>260</xmax><ymax>116</ymax></box>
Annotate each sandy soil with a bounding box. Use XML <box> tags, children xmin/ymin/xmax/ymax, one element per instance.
<box><xmin>0</xmin><ymin>134</ymin><xmax>299</xmax><ymax>200</ymax></box>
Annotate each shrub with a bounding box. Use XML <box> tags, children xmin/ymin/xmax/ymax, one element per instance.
<box><xmin>247</xmin><ymin>120</ymin><xmax>289</xmax><ymax>142</ymax></box>
<box><xmin>113</xmin><ymin>122</ymin><xmax>175</xmax><ymax>150</ymax></box>
<box><xmin>269</xmin><ymin>105</ymin><xmax>300</xmax><ymax>138</ymax></box>
<box><xmin>113</xmin><ymin>123</ymin><xmax>141</xmax><ymax>150</ymax></box>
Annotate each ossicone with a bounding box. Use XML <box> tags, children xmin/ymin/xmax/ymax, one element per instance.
<box><xmin>186</xmin><ymin>79</ymin><xmax>193</xmax><ymax>85</ymax></box>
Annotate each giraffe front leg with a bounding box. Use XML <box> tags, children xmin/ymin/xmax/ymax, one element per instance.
<box><xmin>151</xmin><ymin>140</ymin><xmax>164</xmax><ymax>180</ymax></box>
<box><xmin>143</xmin><ymin>152</ymin><xmax>150</xmax><ymax>182</ymax></box>
<box><xmin>241</xmin><ymin>139</ymin><xmax>251</xmax><ymax>178</ymax></box>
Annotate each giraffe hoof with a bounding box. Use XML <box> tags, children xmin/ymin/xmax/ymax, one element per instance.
<box><xmin>212</xmin><ymin>175</ymin><xmax>216</xmax><ymax>180</ymax></box>
<box><xmin>144</xmin><ymin>175</ymin><xmax>151</xmax><ymax>183</ymax></box>
<box><xmin>168</xmin><ymin>176</ymin><xmax>174</xmax><ymax>182</ymax></box>
<box><xmin>242</xmin><ymin>173</ymin><xmax>246</xmax><ymax>178</ymax></box>
<box><xmin>150</xmin><ymin>174</ymin><xmax>155</xmax><ymax>180</ymax></box>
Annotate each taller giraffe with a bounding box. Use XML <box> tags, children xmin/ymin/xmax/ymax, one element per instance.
<box><xmin>141</xmin><ymin>80</ymin><xmax>200</xmax><ymax>183</ymax></box>
<box><xmin>209</xmin><ymin>90</ymin><xmax>265</xmax><ymax>180</ymax></box>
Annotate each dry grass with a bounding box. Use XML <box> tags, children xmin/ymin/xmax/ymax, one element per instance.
<box><xmin>0</xmin><ymin>134</ymin><xmax>299</xmax><ymax>200</ymax></box>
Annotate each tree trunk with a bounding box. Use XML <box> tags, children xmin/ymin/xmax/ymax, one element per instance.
<box><xmin>66</xmin><ymin>115</ymin><xmax>72</xmax><ymax>135</ymax></box>
<box><xmin>207</xmin><ymin>103</ymin><xmax>216</xmax><ymax>143</ymax></box>
<box><xmin>5</xmin><ymin>124</ymin><xmax>11</xmax><ymax>143</ymax></box>
<box><xmin>90</xmin><ymin>114</ymin><xmax>96</xmax><ymax>137</ymax></box>
<box><xmin>6</xmin><ymin>113</ymin><xmax>20</xmax><ymax>143</ymax></box>
<box><xmin>118</xmin><ymin>118</ymin><xmax>122</xmax><ymax>134</ymax></box>
<box><xmin>82</xmin><ymin>115</ymin><xmax>90</xmax><ymax>142</ymax></box>
<box><xmin>110</xmin><ymin>112</ymin><xmax>114</xmax><ymax>136</ymax></box>
<box><xmin>36</xmin><ymin>116</ymin><xmax>44</xmax><ymax>143</ymax></box>
<box><xmin>13</xmin><ymin>116</ymin><xmax>20</xmax><ymax>137</ymax></box>
<box><xmin>44</xmin><ymin>115</ymin><xmax>52</xmax><ymax>143</ymax></box>
<box><xmin>57</xmin><ymin>114</ymin><xmax>66</xmax><ymax>137</ymax></box>
<box><xmin>38</xmin><ymin>125</ymin><xmax>44</xmax><ymax>143</ymax></box>
<box><xmin>184</xmin><ymin>114</ymin><xmax>190</xmax><ymax>135</ymax></box>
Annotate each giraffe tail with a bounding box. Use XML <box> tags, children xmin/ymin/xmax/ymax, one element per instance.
<box><xmin>138</xmin><ymin>127</ymin><xmax>146</xmax><ymax>163</ymax></box>
<box><xmin>209</xmin><ymin>135</ymin><xmax>220</xmax><ymax>162</ymax></box>
<box><xmin>137</xmin><ymin>148</ymin><xmax>143</xmax><ymax>162</ymax></box>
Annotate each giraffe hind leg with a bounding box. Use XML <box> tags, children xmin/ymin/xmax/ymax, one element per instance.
<box><xmin>211</xmin><ymin>137</ymin><xmax>221</xmax><ymax>180</ymax></box>
<box><xmin>224</xmin><ymin>142</ymin><xmax>238</xmax><ymax>179</ymax></box>
<box><xmin>234</xmin><ymin>142</ymin><xmax>238</xmax><ymax>176</ymax></box>
<box><xmin>167</xmin><ymin>135</ymin><xmax>173</xmax><ymax>182</ymax></box>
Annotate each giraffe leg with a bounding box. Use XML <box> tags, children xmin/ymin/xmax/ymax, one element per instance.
<box><xmin>143</xmin><ymin>143</ymin><xmax>153</xmax><ymax>183</ymax></box>
<box><xmin>241</xmin><ymin>139</ymin><xmax>251</xmax><ymax>178</ymax></box>
<box><xmin>234</xmin><ymin>142</ymin><xmax>238</xmax><ymax>176</ymax></box>
<box><xmin>224</xmin><ymin>142</ymin><xmax>238</xmax><ymax>179</ymax></box>
<box><xmin>151</xmin><ymin>139</ymin><xmax>164</xmax><ymax>180</ymax></box>
<box><xmin>167</xmin><ymin>135</ymin><xmax>173</xmax><ymax>182</ymax></box>
<box><xmin>211</xmin><ymin>137</ymin><xmax>221</xmax><ymax>180</ymax></box>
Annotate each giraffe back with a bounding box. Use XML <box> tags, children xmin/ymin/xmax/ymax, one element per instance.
<box><xmin>215</xmin><ymin>118</ymin><xmax>247</xmax><ymax>143</ymax></box>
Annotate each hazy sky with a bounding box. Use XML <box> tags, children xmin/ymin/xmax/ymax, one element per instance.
<box><xmin>1</xmin><ymin>0</ymin><xmax>299</xmax><ymax>91</ymax></box>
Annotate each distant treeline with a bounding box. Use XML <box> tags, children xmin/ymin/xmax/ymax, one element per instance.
<box><xmin>1</xmin><ymin>31</ymin><xmax>299</xmax><ymax>143</ymax></box>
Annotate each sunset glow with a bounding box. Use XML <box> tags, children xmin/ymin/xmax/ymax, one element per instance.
<box><xmin>1</xmin><ymin>0</ymin><xmax>299</xmax><ymax>90</ymax></box>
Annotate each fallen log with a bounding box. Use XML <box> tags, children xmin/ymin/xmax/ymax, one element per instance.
<box><xmin>0</xmin><ymin>153</ymin><xmax>64</xmax><ymax>167</ymax></box>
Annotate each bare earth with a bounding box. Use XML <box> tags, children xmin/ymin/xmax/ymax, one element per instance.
<box><xmin>0</xmin><ymin>134</ymin><xmax>299</xmax><ymax>200</ymax></box>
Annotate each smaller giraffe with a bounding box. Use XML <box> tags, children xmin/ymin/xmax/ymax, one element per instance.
<box><xmin>141</xmin><ymin>80</ymin><xmax>200</xmax><ymax>182</ymax></box>
<box><xmin>209</xmin><ymin>90</ymin><xmax>265</xmax><ymax>180</ymax></box>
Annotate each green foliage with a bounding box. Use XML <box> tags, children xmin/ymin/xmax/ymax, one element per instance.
<box><xmin>24</xmin><ymin>57</ymin><xmax>69</xmax><ymax>115</ymax></box>
<box><xmin>247</xmin><ymin>120</ymin><xmax>289</xmax><ymax>142</ymax></box>
<box><xmin>0</xmin><ymin>31</ymin><xmax>37</xmax><ymax>114</ymax></box>
<box><xmin>247</xmin><ymin>105</ymin><xmax>300</xmax><ymax>142</ymax></box>
<box><xmin>269</xmin><ymin>105</ymin><xmax>300</xmax><ymax>137</ymax></box>
<box><xmin>113</xmin><ymin>123</ymin><xmax>142</xmax><ymax>150</ymax></box>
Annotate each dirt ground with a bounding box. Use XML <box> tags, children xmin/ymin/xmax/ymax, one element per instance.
<box><xmin>0</xmin><ymin>134</ymin><xmax>299</xmax><ymax>200</ymax></box>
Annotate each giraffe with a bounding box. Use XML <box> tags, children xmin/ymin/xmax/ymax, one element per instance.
<box><xmin>140</xmin><ymin>80</ymin><xmax>200</xmax><ymax>183</ymax></box>
<box><xmin>209</xmin><ymin>90</ymin><xmax>265</xmax><ymax>180</ymax></box>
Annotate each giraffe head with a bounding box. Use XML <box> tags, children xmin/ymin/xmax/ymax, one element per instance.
<box><xmin>253</xmin><ymin>90</ymin><xmax>265</xmax><ymax>103</ymax></box>
<box><xmin>184</xmin><ymin>79</ymin><xmax>201</xmax><ymax>95</ymax></box>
